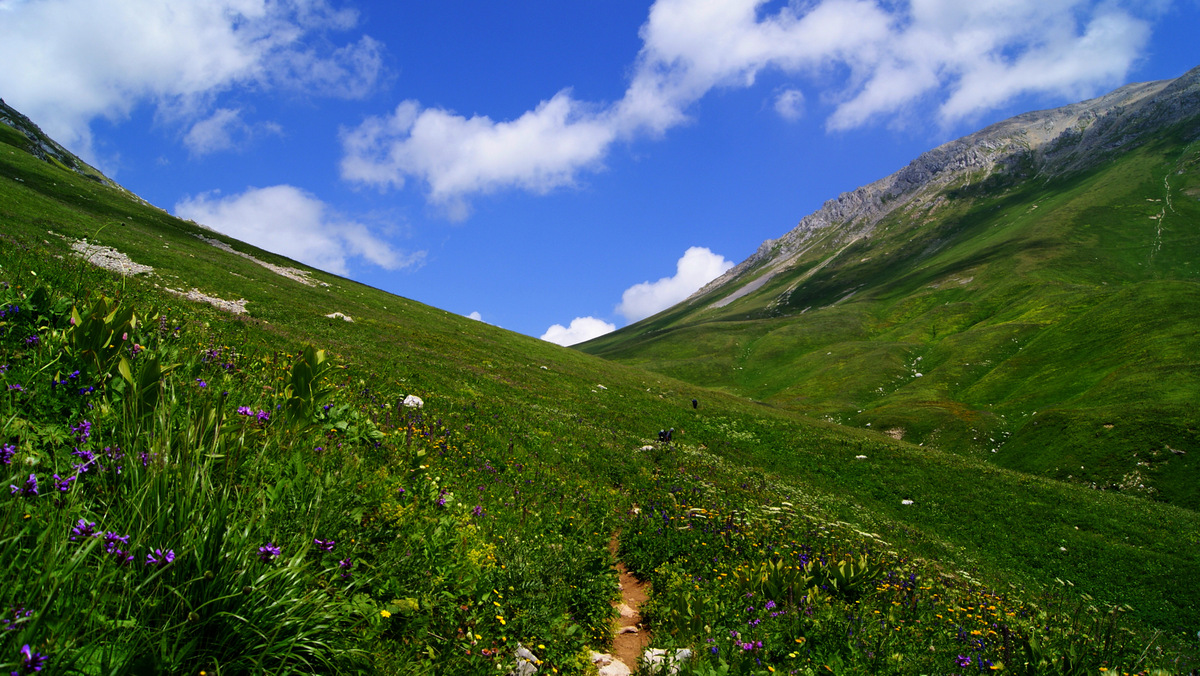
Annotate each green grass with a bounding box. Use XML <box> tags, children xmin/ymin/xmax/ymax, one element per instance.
<box><xmin>583</xmin><ymin>121</ymin><xmax>1200</xmax><ymax>510</ymax></box>
<box><xmin>1</xmin><ymin>107</ymin><xmax>1198</xmax><ymax>673</ymax></box>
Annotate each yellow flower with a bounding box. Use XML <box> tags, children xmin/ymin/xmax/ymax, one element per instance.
<box><xmin>497</xmin><ymin>616</ymin><xmax>506</xmax><ymax>625</ymax></box>
<box><xmin>380</xmin><ymin>610</ymin><xmax>391</xmax><ymax>618</ymax></box>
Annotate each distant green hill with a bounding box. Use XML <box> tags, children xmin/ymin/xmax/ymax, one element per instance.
<box><xmin>583</xmin><ymin>66</ymin><xmax>1200</xmax><ymax>510</ymax></box>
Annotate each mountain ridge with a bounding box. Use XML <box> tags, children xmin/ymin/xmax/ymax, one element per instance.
<box><xmin>692</xmin><ymin>66</ymin><xmax>1200</xmax><ymax>307</ymax></box>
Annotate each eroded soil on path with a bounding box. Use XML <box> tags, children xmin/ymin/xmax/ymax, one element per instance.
<box><xmin>609</xmin><ymin>535</ymin><xmax>650</xmax><ymax>669</ymax></box>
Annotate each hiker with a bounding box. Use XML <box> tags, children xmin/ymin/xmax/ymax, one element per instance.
<box><xmin>692</xmin><ymin>398</ymin><xmax>698</xmax><ymax>409</ymax></box>
<box><xmin>658</xmin><ymin>429</ymin><xmax>666</xmax><ymax>442</ymax></box>
<box><xmin>665</xmin><ymin>428</ymin><xmax>674</xmax><ymax>443</ymax></box>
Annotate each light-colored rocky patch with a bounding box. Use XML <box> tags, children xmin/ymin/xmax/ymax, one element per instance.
<box><xmin>70</xmin><ymin>239</ymin><xmax>153</xmax><ymax>276</ymax></box>
<box><xmin>198</xmin><ymin>235</ymin><xmax>329</xmax><ymax>287</ymax></box>
<box><xmin>885</xmin><ymin>427</ymin><xmax>905</xmax><ymax>440</ymax></box>
<box><xmin>164</xmin><ymin>287</ymin><xmax>248</xmax><ymax>315</ymax></box>
<box><xmin>325</xmin><ymin>312</ymin><xmax>353</xmax><ymax>322</ymax></box>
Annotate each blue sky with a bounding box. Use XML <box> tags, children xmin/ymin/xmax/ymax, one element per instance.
<box><xmin>2</xmin><ymin>0</ymin><xmax>1198</xmax><ymax>344</ymax></box>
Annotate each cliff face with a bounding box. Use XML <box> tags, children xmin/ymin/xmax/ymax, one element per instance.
<box><xmin>693</xmin><ymin>66</ymin><xmax>1200</xmax><ymax>302</ymax></box>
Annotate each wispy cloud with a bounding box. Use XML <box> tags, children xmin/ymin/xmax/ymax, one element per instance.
<box><xmin>616</xmin><ymin>247</ymin><xmax>733</xmax><ymax>323</ymax></box>
<box><xmin>0</xmin><ymin>0</ymin><xmax>384</xmax><ymax>161</ymax></box>
<box><xmin>341</xmin><ymin>0</ymin><xmax>1155</xmax><ymax>212</ymax></box>
<box><xmin>540</xmin><ymin>317</ymin><xmax>617</xmax><ymax>347</ymax></box>
<box><xmin>174</xmin><ymin>185</ymin><xmax>423</xmax><ymax>277</ymax></box>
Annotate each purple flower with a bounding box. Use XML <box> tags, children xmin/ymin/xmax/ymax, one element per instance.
<box><xmin>52</xmin><ymin>474</ymin><xmax>75</xmax><ymax>493</ymax></box>
<box><xmin>956</xmin><ymin>655</ymin><xmax>972</xmax><ymax>668</ymax></box>
<box><xmin>70</xmin><ymin>519</ymin><xmax>97</xmax><ymax>541</ymax></box>
<box><xmin>10</xmin><ymin>474</ymin><xmax>37</xmax><ymax>497</ymax></box>
<box><xmin>472</xmin><ymin>505</ymin><xmax>485</xmax><ymax>517</ymax></box>
<box><xmin>146</xmin><ymin>548</ymin><xmax>175</xmax><ymax>567</ymax></box>
<box><xmin>18</xmin><ymin>643</ymin><xmax>47</xmax><ymax>673</ymax></box>
<box><xmin>102</xmin><ymin>532</ymin><xmax>130</xmax><ymax>553</ymax></box>
<box><xmin>195</xmin><ymin>378</ymin><xmax>207</xmax><ymax>388</ymax></box>
<box><xmin>7</xmin><ymin>383</ymin><xmax>24</xmax><ymax>392</ymax></box>
<box><xmin>0</xmin><ymin>444</ymin><xmax>15</xmax><ymax>464</ymax></box>
<box><xmin>258</xmin><ymin>542</ymin><xmax>281</xmax><ymax>562</ymax></box>
<box><xmin>255</xmin><ymin>409</ymin><xmax>270</xmax><ymax>423</ymax></box>
<box><xmin>237</xmin><ymin>406</ymin><xmax>252</xmax><ymax>416</ymax></box>
<box><xmin>764</xmin><ymin>600</ymin><xmax>777</xmax><ymax>611</ymax></box>
<box><xmin>314</xmin><ymin>538</ymin><xmax>335</xmax><ymax>552</ymax></box>
<box><xmin>23</xmin><ymin>334</ymin><xmax>39</xmax><ymax>346</ymax></box>
<box><xmin>71</xmin><ymin>420</ymin><xmax>92</xmax><ymax>443</ymax></box>
<box><xmin>338</xmin><ymin>558</ymin><xmax>353</xmax><ymax>580</ymax></box>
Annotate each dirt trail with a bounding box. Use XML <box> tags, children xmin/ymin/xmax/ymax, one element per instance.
<box><xmin>609</xmin><ymin>535</ymin><xmax>650</xmax><ymax>669</ymax></box>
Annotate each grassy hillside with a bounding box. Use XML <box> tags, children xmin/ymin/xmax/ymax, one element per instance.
<box><xmin>583</xmin><ymin>121</ymin><xmax>1200</xmax><ymax>511</ymax></box>
<box><xmin>1</xmin><ymin>110</ymin><xmax>1198</xmax><ymax>673</ymax></box>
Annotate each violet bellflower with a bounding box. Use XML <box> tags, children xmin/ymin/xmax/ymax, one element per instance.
<box><xmin>314</xmin><ymin>538</ymin><xmax>335</xmax><ymax>552</ymax></box>
<box><xmin>10</xmin><ymin>474</ymin><xmax>37</xmax><ymax>497</ymax></box>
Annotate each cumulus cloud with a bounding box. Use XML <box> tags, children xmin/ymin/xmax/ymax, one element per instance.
<box><xmin>174</xmin><ymin>185</ymin><xmax>424</xmax><ymax>276</ymax></box>
<box><xmin>340</xmin><ymin>93</ymin><xmax>616</xmax><ymax>219</ymax></box>
<box><xmin>467</xmin><ymin>311</ymin><xmax>483</xmax><ymax>321</ymax></box>
<box><xmin>341</xmin><ymin>0</ymin><xmax>1155</xmax><ymax>212</ymax></box>
<box><xmin>0</xmin><ymin>0</ymin><xmax>384</xmax><ymax>160</ymax></box>
<box><xmin>616</xmin><ymin>247</ymin><xmax>734</xmax><ymax>323</ymax></box>
<box><xmin>540</xmin><ymin>317</ymin><xmax>617</xmax><ymax>347</ymax></box>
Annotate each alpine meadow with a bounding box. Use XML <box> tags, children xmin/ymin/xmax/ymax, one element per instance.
<box><xmin>2</xmin><ymin>67</ymin><xmax>1200</xmax><ymax>676</ymax></box>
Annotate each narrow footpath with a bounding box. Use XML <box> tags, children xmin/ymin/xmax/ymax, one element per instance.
<box><xmin>591</xmin><ymin>535</ymin><xmax>651</xmax><ymax>676</ymax></box>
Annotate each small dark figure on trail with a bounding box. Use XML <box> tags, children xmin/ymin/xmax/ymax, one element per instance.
<box><xmin>658</xmin><ymin>429</ymin><xmax>667</xmax><ymax>442</ymax></box>
<box><xmin>665</xmin><ymin>428</ymin><xmax>674</xmax><ymax>443</ymax></box>
<box><xmin>691</xmin><ymin>398</ymin><xmax>698</xmax><ymax>409</ymax></box>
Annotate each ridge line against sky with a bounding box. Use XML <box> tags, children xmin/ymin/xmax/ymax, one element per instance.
<box><xmin>1</xmin><ymin>0</ymin><xmax>1196</xmax><ymax>345</ymax></box>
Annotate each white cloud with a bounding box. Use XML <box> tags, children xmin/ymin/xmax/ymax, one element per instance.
<box><xmin>540</xmin><ymin>317</ymin><xmax>617</xmax><ymax>347</ymax></box>
<box><xmin>174</xmin><ymin>185</ymin><xmax>424</xmax><ymax>276</ymax></box>
<box><xmin>340</xmin><ymin>93</ymin><xmax>616</xmax><ymax>219</ymax></box>
<box><xmin>0</xmin><ymin>0</ymin><xmax>383</xmax><ymax>160</ymax></box>
<box><xmin>774</xmin><ymin>88</ymin><xmax>805</xmax><ymax>121</ymax></box>
<box><xmin>467</xmin><ymin>311</ymin><xmax>483</xmax><ymax>321</ymax></box>
<box><xmin>341</xmin><ymin>0</ymin><xmax>1156</xmax><ymax>212</ymax></box>
<box><xmin>616</xmin><ymin>246</ymin><xmax>733</xmax><ymax>323</ymax></box>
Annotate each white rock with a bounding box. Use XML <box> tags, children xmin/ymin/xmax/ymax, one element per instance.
<box><xmin>901</xmin><ymin>499</ymin><xmax>914</xmax><ymax>505</ymax></box>
<box><xmin>598</xmin><ymin>661</ymin><xmax>632</xmax><ymax>676</ymax></box>
<box><xmin>618</xmin><ymin>625</ymin><xmax>639</xmax><ymax>634</ymax></box>
<box><xmin>642</xmin><ymin>648</ymin><xmax>692</xmax><ymax>675</ymax></box>
<box><xmin>325</xmin><ymin>312</ymin><xmax>353</xmax><ymax>322</ymax></box>
<box><xmin>617</xmin><ymin>603</ymin><xmax>636</xmax><ymax>618</ymax></box>
<box><xmin>403</xmin><ymin>395</ymin><xmax>424</xmax><ymax>409</ymax></box>
<box><xmin>855</xmin><ymin>455</ymin><xmax>868</xmax><ymax>460</ymax></box>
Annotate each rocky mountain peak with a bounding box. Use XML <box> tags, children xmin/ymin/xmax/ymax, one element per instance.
<box><xmin>692</xmin><ymin>65</ymin><xmax>1200</xmax><ymax>303</ymax></box>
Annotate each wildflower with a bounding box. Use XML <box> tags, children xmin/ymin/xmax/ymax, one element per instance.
<box><xmin>70</xmin><ymin>519</ymin><xmax>98</xmax><ymax>541</ymax></box>
<box><xmin>10</xmin><ymin>474</ymin><xmax>37</xmax><ymax>497</ymax></box>
<box><xmin>237</xmin><ymin>406</ymin><xmax>252</xmax><ymax>416</ymax></box>
<box><xmin>24</xmin><ymin>334</ymin><xmax>39</xmax><ymax>346</ymax></box>
<box><xmin>52</xmin><ymin>474</ymin><xmax>75</xmax><ymax>493</ymax></box>
<box><xmin>1</xmin><ymin>444</ymin><xmax>15</xmax><ymax>464</ymax></box>
<box><xmin>7</xmin><ymin>383</ymin><xmax>24</xmax><ymax>392</ymax></box>
<box><xmin>18</xmin><ymin>643</ymin><xmax>47</xmax><ymax>673</ymax></box>
<box><xmin>1</xmin><ymin>605</ymin><xmax>32</xmax><ymax>632</ymax></box>
<box><xmin>472</xmin><ymin>505</ymin><xmax>485</xmax><ymax>517</ymax></box>
<box><xmin>71</xmin><ymin>420</ymin><xmax>92</xmax><ymax>443</ymax></box>
<box><xmin>380</xmin><ymin>609</ymin><xmax>391</xmax><ymax>618</ymax></box>
<box><xmin>314</xmin><ymin>538</ymin><xmax>335</xmax><ymax>552</ymax></box>
<box><xmin>256</xmin><ymin>409</ymin><xmax>270</xmax><ymax>423</ymax></box>
<box><xmin>102</xmin><ymin>532</ymin><xmax>130</xmax><ymax>553</ymax></box>
<box><xmin>146</xmin><ymin>548</ymin><xmax>175</xmax><ymax>567</ymax></box>
<box><xmin>196</xmin><ymin>378</ymin><xmax>207</xmax><ymax>388</ymax></box>
<box><xmin>764</xmin><ymin>600</ymin><xmax>777</xmax><ymax>611</ymax></box>
<box><xmin>258</xmin><ymin>543</ymin><xmax>281</xmax><ymax>562</ymax></box>
<box><xmin>956</xmin><ymin>655</ymin><xmax>972</xmax><ymax>668</ymax></box>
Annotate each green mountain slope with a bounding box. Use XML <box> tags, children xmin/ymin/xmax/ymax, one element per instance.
<box><xmin>583</xmin><ymin>67</ymin><xmax>1200</xmax><ymax>510</ymax></box>
<box><xmin>2</xmin><ymin>97</ymin><xmax>1198</xmax><ymax>671</ymax></box>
